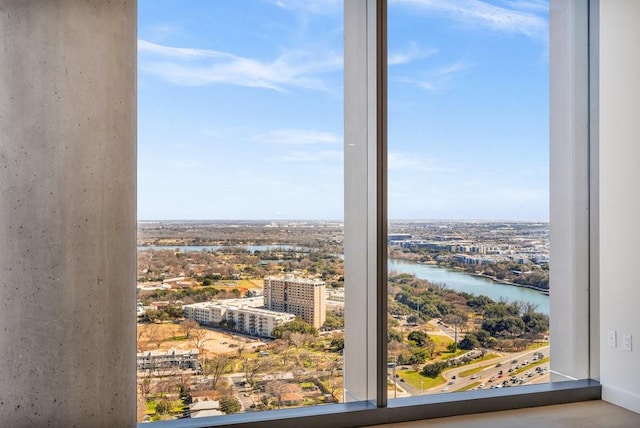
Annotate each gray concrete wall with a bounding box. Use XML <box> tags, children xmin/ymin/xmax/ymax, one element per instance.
<box><xmin>0</xmin><ymin>1</ymin><xmax>137</xmax><ymax>426</ymax></box>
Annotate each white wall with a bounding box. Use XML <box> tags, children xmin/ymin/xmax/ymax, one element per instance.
<box><xmin>599</xmin><ymin>0</ymin><xmax>640</xmax><ymax>414</ymax></box>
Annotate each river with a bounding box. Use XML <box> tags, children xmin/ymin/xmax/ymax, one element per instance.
<box><xmin>388</xmin><ymin>259</ymin><xmax>549</xmax><ymax>315</ymax></box>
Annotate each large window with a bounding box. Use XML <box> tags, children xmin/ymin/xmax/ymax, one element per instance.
<box><xmin>137</xmin><ymin>0</ymin><xmax>346</xmax><ymax>422</ymax></box>
<box><xmin>136</xmin><ymin>0</ymin><xmax>597</xmax><ymax>426</ymax></box>
<box><xmin>386</xmin><ymin>0</ymin><xmax>552</xmax><ymax>398</ymax></box>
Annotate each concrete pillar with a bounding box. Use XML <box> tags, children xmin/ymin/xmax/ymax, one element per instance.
<box><xmin>0</xmin><ymin>1</ymin><xmax>136</xmax><ymax>426</ymax></box>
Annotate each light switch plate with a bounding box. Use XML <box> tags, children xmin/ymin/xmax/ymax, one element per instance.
<box><xmin>623</xmin><ymin>334</ymin><xmax>632</xmax><ymax>352</ymax></box>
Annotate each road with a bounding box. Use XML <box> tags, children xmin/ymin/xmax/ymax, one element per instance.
<box><xmin>433</xmin><ymin>345</ymin><xmax>550</xmax><ymax>393</ymax></box>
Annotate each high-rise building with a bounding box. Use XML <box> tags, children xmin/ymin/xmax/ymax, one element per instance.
<box><xmin>264</xmin><ymin>275</ymin><xmax>326</xmax><ymax>329</ymax></box>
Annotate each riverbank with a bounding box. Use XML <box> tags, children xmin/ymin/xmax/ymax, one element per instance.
<box><xmin>387</xmin><ymin>259</ymin><xmax>549</xmax><ymax>314</ymax></box>
<box><xmin>468</xmin><ymin>272</ymin><xmax>549</xmax><ymax>294</ymax></box>
<box><xmin>390</xmin><ymin>257</ymin><xmax>550</xmax><ymax>294</ymax></box>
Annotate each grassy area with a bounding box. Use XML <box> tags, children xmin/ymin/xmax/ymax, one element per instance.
<box><xmin>458</xmin><ymin>365</ymin><xmax>485</xmax><ymax>378</ymax></box>
<box><xmin>527</xmin><ymin>341</ymin><xmax>549</xmax><ymax>350</ymax></box>
<box><xmin>454</xmin><ymin>381</ymin><xmax>481</xmax><ymax>392</ymax></box>
<box><xmin>475</xmin><ymin>353</ymin><xmax>500</xmax><ymax>363</ymax></box>
<box><xmin>429</xmin><ymin>334</ymin><xmax>453</xmax><ymax>352</ymax></box>
<box><xmin>396</xmin><ymin>369</ymin><xmax>446</xmax><ymax>391</ymax></box>
<box><xmin>238</xmin><ymin>279</ymin><xmax>263</xmax><ymax>289</ymax></box>
<box><xmin>440</xmin><ymin>349</ymin><xmax>466</xmax><ymax>360</ymax></box>
<box><xmin>145</xmin><ymin>397</ymin><xmax>186</xmax><ymax>422</ymax></box>
<box><xmin>510</xmin><ymin>356</ymin><xmax>550</xmax><ymax>377</ymax></box>
<box><xmin>454</xmin><ymin>354</ymin><xmax>501</xmax><ymax>378</ymax></box>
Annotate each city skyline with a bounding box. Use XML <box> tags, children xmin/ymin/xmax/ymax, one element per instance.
<box><xmin>138</xmin><ymin>0</ymin><xmax>549</xmax><ymax>221</ymax></box>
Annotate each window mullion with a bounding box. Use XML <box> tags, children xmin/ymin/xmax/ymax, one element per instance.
<box><xmin>344</xmin><ymin>0</ymin><xmax>387</xmax><ymax>406</ymax></box>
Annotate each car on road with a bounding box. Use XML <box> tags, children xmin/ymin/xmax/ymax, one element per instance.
<box><xmin>471</xmin><ymin>374</ymin><xmax>479</xmax><ymax>380</ymax></box>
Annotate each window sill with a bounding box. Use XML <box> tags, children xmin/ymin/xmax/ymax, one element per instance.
<box><xmin>142</xmin><ymin>380</ymin><xmax>601</xmax><ymax>428</ymax></box>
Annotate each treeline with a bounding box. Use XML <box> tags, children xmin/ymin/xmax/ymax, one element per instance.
<box><xmin>389</xmin><ymin>273</ymin><xmax>549</xmax><ymax>352</ymax></box>
<box><xmin>452</xmin><ymin>260</ymin><xmax>549</xmax><ymax>290</ymax></box>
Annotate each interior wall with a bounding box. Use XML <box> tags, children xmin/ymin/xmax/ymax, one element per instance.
<box><xmin>598</xmin><ymin>0</ymin><xmax>640</xmax><ymax>414</ymax></box>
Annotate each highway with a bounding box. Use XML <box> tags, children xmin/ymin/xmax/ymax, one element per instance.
<box><xmin>431</xmin><ymin>345</ymin><xmax>550</xmax><ymax>394</ymax></box>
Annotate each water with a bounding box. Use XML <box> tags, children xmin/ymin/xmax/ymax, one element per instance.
<box><xmin>388</xmin><ymin>259</ymin><xmax>549</xmax><ymax>315</ymax></box>
<box><xmin>138</xmin><ymin>244</ymin><xmax>306</xmax><ymax>253</ymax></box>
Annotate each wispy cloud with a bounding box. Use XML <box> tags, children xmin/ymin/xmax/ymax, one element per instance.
<box><xmin>389</xmin><ymin>43</ymin><xmax>438</xmax><ymax>66</ymax></box>
<box><xmin>138</xmin><ymin>39</ymin><xmax>342</xmax><ymax>91</ymax></box>
<box><xmin>390</xmin><ymin>0</ymin><xmax>547</xmax><ymax>39</ymax></box>
<box><xmin>257</xmin><ymin>129</ymin><xmax>342</xmax><ymax>145</ymax></box>
<box><xmin>389</xmin><ymin>152</ymin><xmax>455</xmax><ymax>172</ymax></box>
<box><xmin>277</xmin><ymin>150</ymin><xmax>343</xmax><ymax>162</ymax></box>
<box><xmin>395</xmin><ymin>60</ymin><xmax>470</xmax><ymax>91</ymax></box>
<box><xmin>499</xmin><ymin>0</ymin><xmax>548</xmax><ymax>14</ymax></box>
<box><xmin>272</xmin><ymin>0</ymin><xmax>342</xmax><ymax>15</ymax></box>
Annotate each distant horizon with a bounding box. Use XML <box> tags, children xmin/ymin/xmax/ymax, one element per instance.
<box><xmin>137</xmin><ymin>218</ymin><xmax>549</xmax><ymax>223</ymax></box>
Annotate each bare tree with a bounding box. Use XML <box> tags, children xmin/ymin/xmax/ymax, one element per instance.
<box><xmin>146</xmin><ymin>324</ymin><xmax>164</xmax><ymax>349</ymax></box>
<box><xmin>190</xmin><ymin>328</ymin><xmax>210</xmax><ymax>353</ymax></box>
<box><xmin>287</xmin><ymin>332</ymin><xmax>305</xmax><ymax>349</ymax></box>
<box><xmin>236</xmin><ymin>341</ymin><xmax>246</xmax><ymax>359</ymax></box>
<box><xmin>179</xmin><ymin>319</ymin><xmax>198</xmax><ymax>339</ymax></box>
<box><xmin>203</xmin><ymin>355</ymin><xmax>230</xmax><ymax>389</ymax></box>
<box><xmin>243</xmin><ymin>357</ymin><xmax>274</xmax><ymax>385</ymax></box>
<box><xmin>170</xmin><ymin>324</ymin><xmax>180</xmax><ymax>341</ymax></box>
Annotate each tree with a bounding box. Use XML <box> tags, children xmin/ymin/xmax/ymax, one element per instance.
<box><xmin>243</xmin><ymin>357</ymin><xmax>274</xmax><ymax>385</ymax></box>
<box><xmin>202</xmin><ymin>355</ymin><xmax>230</xmax><ymax>389</ymax></box>
<box><xmin>388</xmin><ymin>329</ymin><xmax>403</xmax><ymax>343</ymax></box>
<box><xmin>323</xmin><ymin>311</ymin><xmax>345</xmax><ymax>329</ymax></box>
<box><xmin>190</xmin><ymin>328</ymin><xmax>210</xmax><ymax>353</ymax></box>
<box><xmin>406</xmin><ymin>314</ymin><xmax>424</xmax><ymax>325</ymax></box>
<box><xmin>443</xmin><ymin>312</ymin><xmax>468</xmax><ymax>343</ymax></box>
<box><xmin>330</xmin><ymin>335</ymin><xmax>344</xmax><ymax>352</ymax></box>
<box><xmin>155</xmin><ymin>398</ymin><xmax>172</xmax><ymax>415</ymax></box>
<box><xmin>407</xmin><ymin>330</ymin><xmax>428</xmax><ymax>347</ymax></box>
<box><xmin>219</xmin><ymin>396</ymin><xmax>242</xmax><ymax>414</ymax></box>
<box><xmin>421</xmin><ymin>361</ymin><xmax>448</xmax><ymax>378</ymax></box>
<box><xmin>272</xmin><ymin>318</ymin><xmax>318</xmax><ymax>339</ymax></box>
<box><xmin>179</xmin><ymin>319</ymin><xmax>198</xmax><ymax>339</ymax></box>
<box><xmin>286</xmin><ymin>332</ymin><xmax>306</xmax><ymax>349</ymax></box>
<box><xmin>408</xmin><ymin>348</ymin><xmax>429</xmax><ymax>364</ymax></box>
<box><xmin>522</xmin><ymin>312</ymin><xmax>549</xmax><ymax>336</ymax></box>
<box><xmin>459</xmin><ymin>333</ymin><xmax>480</xmax><ymax>350</ymax></box>
<box><xmin>146</xmin><ymin>324</ymin><xmax>164</xmax><ymax>349</ymax></box>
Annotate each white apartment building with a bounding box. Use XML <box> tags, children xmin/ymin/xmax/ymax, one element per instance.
<box><xmin>264</xmin><ymin>275</ymin><xmax>326</xmax><ymax>328</ymax></box>
<box><xmin>183</xmin><ymin>300</ymin><xmax>295</xmax><ymax>338</ymax></box>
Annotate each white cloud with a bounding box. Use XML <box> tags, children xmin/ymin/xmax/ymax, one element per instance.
<box><xmin>138</xmin><ymin>39</ymin><xmax>342</xmax><ymax>91</ymax></box>
<box><xmin>395</xmin><ymin>60</ymin><xmax>470</xmax><ymax>91</ymax></box>
<box><xmin>272</xmin><ymin>0</ymin><xmax>342</xmax><ymax>15</ymax></box>
<box><xmin>389</xmin><ymin>43</ymin><xmax>438</xmax><ymax>66</ymax></box>
<box><xmin>257</xmin><ymin>129</ymin><xmax>342</xmax><ymax>145</ymax></box>
<box><xmin>277</xmin><ymin>150</ymin><xmax>343</xmax><ymax>162</ymax></box>
<box><xmin>388</xmin><ymin>152</ymin><xmax>454</xmax><ymax>172</ymax></box>
<box><xmin>390</xmin><ymin>0</ymin><xmax>547</xmax><ymax>39</ymax></box>
<box><xmin>499</xmin><ymin>0</ymin><xmax>548</xmax><ymax>14</ymax></box>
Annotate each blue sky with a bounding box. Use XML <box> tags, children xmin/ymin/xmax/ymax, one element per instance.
<box><xmin>138</xmin><ymin>0</ymin><xmax>549</xmax><ymax>221</ymax></box>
